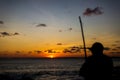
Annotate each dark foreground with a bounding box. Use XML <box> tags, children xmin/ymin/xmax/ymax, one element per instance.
<box><xmin>0</xmin><ymin>66</ymin><xmax>120</xmax><ymax>80</ymax></box>
<box><xmin>112</xmin><ymin>66</ymin><xmax>120</xmax><ymax>80</ymax></box>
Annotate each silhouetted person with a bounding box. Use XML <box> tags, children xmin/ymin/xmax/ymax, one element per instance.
<box><xmin>79</xmin><ymin>42</ymin><xmax>113</xmax><ymax>80</ymax></box>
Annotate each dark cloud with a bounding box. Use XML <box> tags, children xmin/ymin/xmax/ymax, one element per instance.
<box><xmin>16</xmin><ymin>51</ymin><xmax>21</xmax><ymax>54</ymax></box>
<box><xmin>115</xmin><ymin>41</ymin><xmax>120</xmax><ymax>43</ymax></box>
<box><xmin>116</xmin><ymin>46</ymin><xmax>120</xmax><ymax>49</ymax></box>
<box><xmin>59</xmin><ymin>30</ymin><xmax>62</xmax><ymax>32</ymax></box>
<box><xmin>63</xmin><ymin>46</ymin><xmax>110</xmax><ymax>53</ymax></box>
<box><xmin>112</xmin><ymin>44</ymin><xmax>117</xmax><ymax>46</ymax></box>
<box><xmin>0</xmin><ymin>32</ymin><xmax>10</xmax><ymax>36</ymax></box>
<box><xmin>36</xmin><ymin>23</ymin><xmax>47</xmax><ymax>27</ymax></box>
<box><xmin>45</xmin><ymin>49</ymin><xmax>56</xmax><ymax>53</ymax></box>
<box><xmin>68</xmin><ymin>28</ymin><xmax>72</xmax><ymax>31</ymax></box>
<box><xmin>34</xmin><ymin>50</ymin><xmax>42</xmax><ymax>54</ymax></box>
<box><xmin>63</xmin><ymin>49</ymin><xmax>71</xmax><ymax>53</ymax></box>
<box><xmin>0</xmin><ymin>32</ymin><xmax>20</xmax><ymax>37</ymax></box>
<box><xmin>28</xmin><ymin>51</ymin><xmax>32</xmax><ymax>54</ymax></box>
<box><xmin>83</xmin><ymin>7</ymin><xmax>103</xmax><ymax>16</ymax></box>
<box><xmin>104</xmin><ymin>47</ymin><xmax>111</xmax><ymax>50</ymax></box>
<box><xmin>57</xmin><ymin>43</ymin><xmax>62</xmax><ymax>45</ymax></box>
<box><xmin>63</xmin><ymin>46</ymin><xmax>81</xmax><ymax>53</ymax></box>
<box><xmin>0</xmin><ymin>21</ymin><xmax>4</xmax><ymax>24</ymax></box>
<box><xmin>58</xmin><ymin>28</ymin><xmax>72</xmax><ymax>32</ymax></box>
<box><xmin>47</xmin><ymin>49</ymin><xmax>53</xmax><ymax>53</ymax></box>
<box><xmin>14</xmin><ymin>32</ymin><xmax>20</xmax><ymax>35</ymax></box>
<box><xmin>112</xmin><ymin>48</ymin><xmax>117</xmax><ymax>51</ymax></box>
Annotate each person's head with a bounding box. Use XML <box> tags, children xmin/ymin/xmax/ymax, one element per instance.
<box><xmin>90</xmin><ymin>42</ymin><xmax>104</xmax><ymax>55</ymax></box>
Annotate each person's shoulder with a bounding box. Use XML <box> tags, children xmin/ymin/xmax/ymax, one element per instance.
<box><xmin>102</xmin><ymin>54</ymin><xmax>113</xmax><ymax>62</ymax></box>
<box><xmin>87</xmin><ymin>55</ymin><xmax>112</xmax><ymax>60</ymax></box>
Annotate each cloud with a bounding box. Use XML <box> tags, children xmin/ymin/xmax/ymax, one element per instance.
<box><xmin>0</xmin><ymin>21</ymin><xmax>4</xmax><ymax>24</ymax></box>
<box><xmin>44</xmin><ymin>49</ymin><xmax>56</xmax><ymax>53</ymax></box>
<box><xmin>63</xmin><ymin>49</ymin><xmax>71</xmax><ymax>53</ymax></box>
<box><xmin>34</xmin><ymin>50</ymin><xmax>42</xmax><ymax>54</ymax></box>
<box><xmin>68</xmin><ymin>28</ymin><xmax>72</xmax><ymax>31</ymax></box>
<box><xmin>116</xmin><ymin>46</ymin><xmax>120</xmax><ymax>49</ymax></box>
<box><xmin>63</xmin><ymin>46</ymin><xmax>81</xmax><ymax>53</ymax></box>
<box><xmin>16</xmin><ymin>51</ymin><xmax>21</xmax><ymax>54</ymax></box>
<box><xmin>28</xmin><ymin>51</ymin><xmax>32</xmax><ymax>54</ymax></box>
<box><xmin>57</xmin><ymin>43</ymin><xmax>62</xmax><ymax>45</ymax></box>
<box><xmin>47</xmin><ymin>49</ymin><xmax>53</xmax><ymax>53</ymax></box>
<box><xmin>104</xmin><ymin>47</ymin><xmax>111</xmax><ymax>50</ymax></box>
<box><xmin>0</xmin><ymin>32</ymin><xmax>20</xmax><ymax>37</ymax></box>
<box><xmin>36</xmin><ymin>23</ymin><xmax>47</xmax><ymax>27</ymax></box>
<box><xmin>14</xmin><ymin>32</ymin><xmax>20</xmax><ymax>35</ymax></box>
<box><xmin>112</xmin><ymin>44</ymin><xmax>117</xmax><ymax>46</ymax></box>
<box><xmin>83</xmin><ymin>7</ymin><xmax>103</xmax><ymax>16</ymax></box>
<box><xmin>112</xmin><ymin>48</ymin><xmax>117</xmax><ymax>51</ymax></box>
<box><xmin>63</xmin><ymin>46</ymin><xmax>110</xmax><ymax>53</ymax></box>
<box><xmin>0</xmin><ymin>32</ymin><xmax>10</xmax><ymax>36</ymax></box>
<box><xmin>58</xmin><ymin>28</ymin><xmax>73</xmax><ymax>32</ymax></box>
<box><xmin>59</xmin><ymin>30</ymin><xmax>62</xmax><ymax>32</ymax></box>
<box><xmin>115</xmin><ymin>40</ymin><xmax>120</xmax><ymax>43</ymax></box>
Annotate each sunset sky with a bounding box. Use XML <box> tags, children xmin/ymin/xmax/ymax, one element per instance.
<box><xmin>0</xmin><ymin>0</ymin><xmax>120</xmax><ymax>58</ymax></box>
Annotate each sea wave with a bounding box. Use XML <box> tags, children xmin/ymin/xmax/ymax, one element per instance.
<box><xmin>0</xmin><ymin>70</ymin><xmax>83</xmax><ymax>80</ymax></box>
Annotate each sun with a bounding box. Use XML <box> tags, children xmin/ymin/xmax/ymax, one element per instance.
<box><xmin>50</xmin><ymin>55</ymin><xmax>54</xmax><ymax>59</ymax></box>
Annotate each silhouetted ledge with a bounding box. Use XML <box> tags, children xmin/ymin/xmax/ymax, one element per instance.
<box><xmin>112</xmin><ymin>66</ymin><xmax>120</xmax><ymax>80</ymax></box>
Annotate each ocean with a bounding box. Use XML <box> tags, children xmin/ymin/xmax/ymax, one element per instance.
<box><xmin>0</xmin><ymin>58</ymin><xmax>120</xmax><ymax>80</ymax></box>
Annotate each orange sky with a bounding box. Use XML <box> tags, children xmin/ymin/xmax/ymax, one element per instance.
<box><xmin>0</xmin><ymin>0</ymin><xmax>120</xmax><ymax>58</ymax></box>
